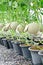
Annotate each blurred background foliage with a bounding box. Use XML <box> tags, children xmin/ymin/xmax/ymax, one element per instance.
<box><xmin>0</xmin><ymin>0</ymin><xmax>43</xmax><ymax>23</ymax></box>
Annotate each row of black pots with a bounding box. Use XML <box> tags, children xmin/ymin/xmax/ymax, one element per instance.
<box><xmin>0</xmin><ymin>37</ymin><xmax>43</xmax><ymax>65</ymax></box>
<box><xmin>0</xmin><ymin>37</ymin><xmax>32</xmax><ymax>60</ymax></box>
<box><xmin>9</xmin><ymin>40</ymin><xmax>43</xmax><ymax>65</ymax></box>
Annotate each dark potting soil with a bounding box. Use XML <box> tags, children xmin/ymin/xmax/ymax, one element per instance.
<box><xmin>0</xmin><ymin>45</ymin><xmax>32</xmax><ymax>65</ymax></box>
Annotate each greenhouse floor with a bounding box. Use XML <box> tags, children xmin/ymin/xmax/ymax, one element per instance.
<box><xmin>0</xmin><ymin>45</ymin><xmax>32</xmax><ymax>65</ymax></box>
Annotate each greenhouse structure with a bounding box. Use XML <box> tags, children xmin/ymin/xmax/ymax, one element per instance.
<box><xmin>0</xmin><ymin>0</ymin><xmax>43</xmax><ymax>65</ymax></box>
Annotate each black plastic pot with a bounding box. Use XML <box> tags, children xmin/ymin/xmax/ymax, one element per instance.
<box><xmin>2</xmin><ymin>38</ymin><xmax>7</xmax><ymax>46</ymax></box>
<box><xmin>0</xmin><ymin>38</ymin><xmax>2</xmax><ymax>45</ymax></box>
<box><xmin>20</xmin><ymin>44</ymin><xmax>31</xmax><ymax>60</ymax></box>
<box><xmin>7</xmin><ymin>39</ymin><xmax>13</xmax><ymax>49</ymax></box>
<box><xmin>2</xmin><ymin>38</ymin><xmax>11</xmax><ymax>49</ymax></box>
<box><xmin>0</xmin><ymin>37</ymin><xmax>6</xmax><ymax>45</ymax></box>
<box><xmin>2</xmin><ymin>38</ymin><xmax>8</xmax><ymax>47</ymax></box>
<box><xmin>11</xmin><ymin>41</ymin><xmax>23</xmax><ymax>56</ymax></box>
<box><xmin>29</xmin><ymin>47</ymin><xmax>42</xmax><ymax>65</ymax></box>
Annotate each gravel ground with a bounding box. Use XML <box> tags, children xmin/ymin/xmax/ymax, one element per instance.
<box><xmin>0</xmin><ymin>45</ymin><xmax>32</xmax><ymax>65</ymax></box>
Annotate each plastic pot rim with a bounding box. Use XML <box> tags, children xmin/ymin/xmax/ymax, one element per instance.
<box><xmin>38</xmin><ymin>51</ymin><xmax>43</xmax><ymax>56</ymax></box>
<box><xmin>2</xmin><ymin>38</ymin><xmax>7</xmax><ymax>40</ymax></box>
<box><xmin>11</xmin><ymin>40</ymin><xmax>20</xmax><ymax>45</ymax></box>
<box><xmin>20</xmin><ymin>44</ymin><xmax>31</xmax><ymax>48</ymax></box>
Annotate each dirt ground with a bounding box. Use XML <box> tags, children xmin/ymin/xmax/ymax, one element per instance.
<box><xmin>0</xmin><ymin>45</ymin><xmax>32</xmax><ymax>65</ymax></box>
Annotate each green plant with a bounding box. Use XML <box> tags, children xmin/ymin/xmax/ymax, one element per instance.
<box><xmin>0</xmin><ymin>0</ymin><xmax>43</xmax><ymax>23</ymax></box>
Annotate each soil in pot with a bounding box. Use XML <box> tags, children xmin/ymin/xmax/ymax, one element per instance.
<box><xmin>38</xmin><ymin>51</ymin><xmax>43</xmax><ymax>65</ymax></box>
<box><xmin>11</xmin><ymin>40</ymin><xmax>23</xmax><ymax>56</ymax></box>
<box><xmin>20</xmin><ymin>43</ymin><xmax>32</xmax><ymax>60</ymax></box>
<box><xmin>29</xmin><ymin>45</ymin><xmax>43</xmax><ymax>65</ymax></box>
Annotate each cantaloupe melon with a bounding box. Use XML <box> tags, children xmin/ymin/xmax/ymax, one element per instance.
<box><xmin>28</xmin><ymin>22</ymin><xmax>40</xmax><ymax>34</ymax></box>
